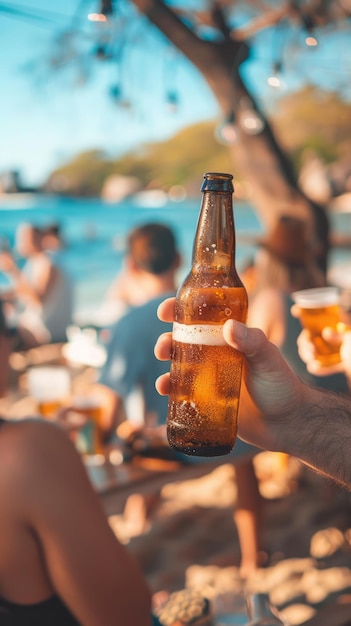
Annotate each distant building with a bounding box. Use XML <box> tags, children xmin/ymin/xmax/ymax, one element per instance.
<box><xmin>0</xmin><ymin>170</ymin><xmax>39</xmax><ymax>195</ymax></box>
<box><xmin>0</xmin><ymin>170</ymin><xmax>21</xmax><ymax>194</ymax></box>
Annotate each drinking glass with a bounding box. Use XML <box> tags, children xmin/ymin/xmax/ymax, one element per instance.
<box><xmin>291</xmin><ymin>286</ymin><xmax>341</xmax><ymax>366</ymax></box>
<box><xmin>27</xmin><ymin>366</ymin><xmax>71</xmax><ymax>419</ymax></box>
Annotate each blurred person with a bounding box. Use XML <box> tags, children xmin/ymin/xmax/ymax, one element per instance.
<box><xmin>99</xmin><ymin>223</ymin><xmax>181</xmax><ymax>325</ymax></box>
<box><xmin>94</xmin><ymin>222</ymin><xmax>182</xmax><ymax>439</ymax></box>
<box><xmin>154</xmin><ymin>298</ymin><xmax>351</xmax><ymax>490</ymax></box>
<box><xmin>70</xmin><ymin>222</ymin><xmax>262</xmax><ymax>577</ymax></box>
<box><xmin>247</xmin><ymin>215</ymin><xmax>349</xmax><ymax>394</ymax></box>
<box><xmin>0</xmin><ymin>223</ymin><xmax>73</xmax><ymax>349</ymax></box>
<box><xmin>41</xmin><ymin>222</ymin><xmax>64</xmax><ymax>253</ymax></box>
<box><xmin>0</xmin><ymin>298</ymin><xmax>11</xmax><ymax>396</ymax></box>
<box><xmin>41</xmin><ymin>222</ymin><xmax>66</xmax><ymax>268</ymax></box>
<box><xmin>0</xmin><ymin>414</ymin><xmax>153</xmax><ymax>625</ymax></box>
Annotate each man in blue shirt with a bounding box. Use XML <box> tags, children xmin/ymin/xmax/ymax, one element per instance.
<box><xmin>96</xmin><ymin>222</ymin><xmax>181</xmax><ymax>441</ymax></box>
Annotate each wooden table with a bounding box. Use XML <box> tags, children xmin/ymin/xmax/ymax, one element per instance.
<box><xmin>86</xmin><ymin>452</ymin><xmax>231</xmax><ymax>517</ymax></box>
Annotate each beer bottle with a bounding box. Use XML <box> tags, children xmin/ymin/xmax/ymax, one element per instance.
<box><xmin>167</xmin><ymin>172</ymin><xmax>248</xmax><ymax>457</ymax></box>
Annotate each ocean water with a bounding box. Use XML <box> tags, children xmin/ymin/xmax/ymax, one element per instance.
<box><xmin>0</xmin><ymin>193</ymin><xmax>350</xmax><ymax>321</ymax></box>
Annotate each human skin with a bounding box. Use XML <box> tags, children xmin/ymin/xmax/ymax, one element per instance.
<box><xmin>154</xmin><ymin>297</ymin><xmax>351</xmax><ymax>490</ymax></box>
<box><xmin>0</xmin><ymin>419</ymin><xmax>151</xmax><ymax>626</ymax></box>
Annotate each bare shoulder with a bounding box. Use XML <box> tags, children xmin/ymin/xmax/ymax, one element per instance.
<box><xmin>0</xmin><ymin>417</ymin><xmax>74</xmax><ymax>456</ymax></box>
<box><xmin>0</xmin><ymin>419</ymin><xmax>84</xmax><ymax>493</ymax></box>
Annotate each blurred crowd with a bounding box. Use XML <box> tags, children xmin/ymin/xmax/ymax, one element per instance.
<box><xmin>0</xmin><ymin>214</ymin><xmax>351</xmax><ymax>624</ymax></box>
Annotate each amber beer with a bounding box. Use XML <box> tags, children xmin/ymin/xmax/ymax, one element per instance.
<box><xmin>38</xmin><ymin>399</ymin><xmax>63</xmax><ymax>418</ymax></box>
<box><xmin>292</xmin><ymin>287</ymin><xmax>341</xmax><ymax>366</ymax></box>
<box><xmin>167</xmin><ymin>173</ymin><xmax>248</xmax><ymax>457</ymax></box>
<box><xmin>27</xmin><ymin>366</ymin><xmax>71</xmax><ymax>420</ymax></box>
<box><xmin>72</xmin><ymin>396</ymin><xmax>104</xmax><ymax>455</ymax></box>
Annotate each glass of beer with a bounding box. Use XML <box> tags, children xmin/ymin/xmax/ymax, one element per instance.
<box><xmin>291</xmin><ymin>286</ymin><xmax>341</xmax><ymax>366</ymax></box>
<box><xmin>71</xmin><ymin>395</ymin><xmax>104</xmax><ymax>462</ymax></box>
<box><xmin>27</xmin><ymin>366</ymin><xmax>71</xmax><ymax>419</ymax></box>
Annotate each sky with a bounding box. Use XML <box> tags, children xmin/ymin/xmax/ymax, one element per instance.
<box><xmin>0</xmin><ymin>1</ymin><xmax>219</xmax><ymax>187</ymax></box>
<box><xmin>1</xmin><ymin>1</ymin><xmax>351</xmax><ymax>187</ymax></box>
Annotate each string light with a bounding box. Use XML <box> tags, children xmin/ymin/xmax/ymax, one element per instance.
<box><xmin>165</xmin><ymin>91</ymin><xmax>179</xmax><ymax>113</ymax></box>
<box><xmin>88</xmin><ymin>0</ymin><xmax>116</xmax><ymax>60</ymax></box>
<box><xmin>215</xmin><ymin>111</ymin><xmax>239</xmax><ymax>145</ymax></box>
<box><xmin>239</xmin><ymin>97</ymin><xmax>265</xmax><ymax>135</ymax></box>
<box><xmin>301</xmin><ymin>13</ymin><xmax>319</xmax><ymax>46</ymax></box>
<box><xmin>306</xmin><ymin>35</ymin><xmax>318</xmax><ymax>46</ymax></box>
<box><xmin>88</xmin><ymin>0</ymin><xmax>113</xmax><ymax>21</ymax></box>
<box><xmin>88</xmin><ymin>13</ymin><xmax>107</xmax><ymax>22</ymax></box>
<box><xmin>267</xmin><ymin>60</ymin><xmax>283</xmax><ymax>88</ymax></box>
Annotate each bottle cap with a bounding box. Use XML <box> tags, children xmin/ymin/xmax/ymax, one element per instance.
<box><xmin>201</xmin><ymin>172</ymin><xmax>234</xmax><ymax>193</ymax></box>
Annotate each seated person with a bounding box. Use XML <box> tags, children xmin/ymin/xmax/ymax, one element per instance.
<box><xmin>0</xmin><ymin>415</ymin><xmax>151</xmax><ymax>625</ymax></box>
<box><xmin>0</xmin><ymin>223</ymin><xmax>73</xmax><ymax>349</ymax></box>
<box><xmin>0</xmin><ymin>298</ymin><xmax>11</xmax><ymax>396</ymax></box>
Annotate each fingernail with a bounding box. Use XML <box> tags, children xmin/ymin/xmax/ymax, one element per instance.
<box><xmin>225</xmin><ymin>319</ymin><xmax>246</xmax><ymax>340</ymax></box>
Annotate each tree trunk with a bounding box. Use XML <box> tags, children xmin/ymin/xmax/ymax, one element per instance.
<box><xmin>131</xmin><ymin>0</ymin><xmax>330</xmax><ymax>273</ymax></box>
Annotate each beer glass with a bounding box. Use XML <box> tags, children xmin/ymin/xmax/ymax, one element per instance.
<box><xmin>71</xmin><ymin>395</ymin><xmax>104</xmax><ymax>458</ymax></box>
<box><xmin>291</xmin><ymin>286</ymin><xmax>341</xmax><ymax>366</ymax></box>
<box><xmin>27</xmin><ymin>366</ymin><xmax>71</xmax><ymax>419</ymax></box>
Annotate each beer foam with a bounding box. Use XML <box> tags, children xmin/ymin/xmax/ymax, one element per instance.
<box><xmin>292</xmin><ymin>287</ymin><xmax>340</xmax><ymax>308</ymax></box>
<box><xmin>172</xmin><ymin>322</ymin><xmax>226</xmax><ymax>346</ymax></box>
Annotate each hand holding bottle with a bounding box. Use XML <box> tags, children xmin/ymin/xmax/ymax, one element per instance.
<box><xmin>155</xmin><ymin>296</ymin><xmax>302</xmax><ymax>455</ymax></box>
<box><xmin>155</xmin><ymin>296</ymin><xmax>351</xmax><ymax>486</ymax></box>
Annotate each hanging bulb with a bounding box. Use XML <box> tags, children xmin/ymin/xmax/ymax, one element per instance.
<box><xmin>241</xmin><ymin>112</ymin><xmax>265</xmax><ymax>135</ymax></box>
<box><xmin>239</xmin><ymin>98</ymin><xmax>265</xmax><ymax>135</ymax></box>
<box><xmin>305</xmin><ymin>34</ymin><xmax>318</xmax><ymax>46</ymax></box>
<box><xmin>215</xmin><ymin>111</ymin><xmax>239</xmax><ymax>145</ymax></box>
<box><xmin>268</xmin><ymin>60</ymin><xmax>283</xmax><ymax>88</ymax></box>
<box><xmin>302</xmin><ymin>14</ymin><xmax>318</xmax><ymax>46</ymax></box>
<box><xmin>166</xmin><ymin>91</ymin><xmax>179</xmax><ymax>113</ymax></box>
<box><xmin>88</xmin><ymin>0</ymin><xmax>113</xmax><ymax>21</ymax></box>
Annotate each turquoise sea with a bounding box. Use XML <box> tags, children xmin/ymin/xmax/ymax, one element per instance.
<box><xmin>0</xmin><ymin>193</ymin><xmax>350</xmax><ymax>322</ymax></box>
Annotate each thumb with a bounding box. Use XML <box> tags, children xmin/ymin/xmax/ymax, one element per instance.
<box><xmin>223</xmin><ymin>319</ymin><xmax>290</xmax><ymax>376</ymax></box>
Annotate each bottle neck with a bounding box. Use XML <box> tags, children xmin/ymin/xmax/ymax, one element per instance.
<box><xmin>191</xmin><ymin>190</ymin><xmax>236</xmax><ymax>273</ymax></box>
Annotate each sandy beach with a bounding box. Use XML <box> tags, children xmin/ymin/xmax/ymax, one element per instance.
<box><xmin>2</xmin><ymin>344</ymin><xmax>351</xmax><ymax>625</ymax></box>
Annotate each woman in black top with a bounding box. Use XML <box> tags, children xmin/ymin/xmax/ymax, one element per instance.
<box><xmin>0</xmin><ymin>417</ymin><xmax>151</xmax><ymax>625</ymax></box>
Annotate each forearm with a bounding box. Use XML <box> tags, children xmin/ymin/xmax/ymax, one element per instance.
<box><xmin>280</xmin><ymin>384</ymin><xmax>351</xmax><ymax>489</ymax></box>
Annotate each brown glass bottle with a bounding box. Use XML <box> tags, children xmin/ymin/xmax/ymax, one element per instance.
<box><xmin>167</xmin><ymin>172</ymin><xmax>248</xmax><ymax>456</ymax></box>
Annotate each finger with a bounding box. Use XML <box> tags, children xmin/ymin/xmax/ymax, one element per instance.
<box><xmin>223</xmin><ymin>319</ymin><xmax>277</xmax><ymax>362</ymax></box>
<box><xmin>155</xmin><ymin>372</ymin><xmax>170</xmax><ymax>396</ymax></box>
<box><xmin>154</xmin><ymin>332</ymin><xmax>172</xmax><ymax>360</ymax></box>
<box><xmin>297</xmin><ymin>329</ymin><xmax>316</xmax><ymax>363</ymax></box>
<box><xmin>157</xmin><ymin>297</ymin><xmax>176</xmax><ymax>322</ymax></box>
<box><xmin>290</xmin><ymin>304</ymin><xmax>302</xmax><ymax>319</ymax></box>
<box><xmin>306</xmin><ymin>361</ymin><xmax>344</xmax><ymax>377</ymax></box>
<box><xmin>322</xmin><ymin>326</ymin><xmax>342</xmax><ymax>341</ymax></box>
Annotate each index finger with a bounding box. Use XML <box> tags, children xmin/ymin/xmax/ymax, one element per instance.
<box><xmin>290</xmin><ymin>304</ymin><xmax>302</xmax><ymax>319</ymax></box>
<box><xmin>157</xmin><ymin>297</ymin><xmax>176</xmax><ymax>323</ymax></box>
